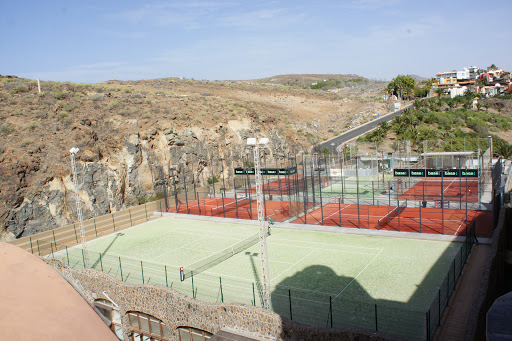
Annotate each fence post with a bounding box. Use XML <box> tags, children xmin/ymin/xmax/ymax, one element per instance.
<box><xmin>37</xmin><ymin>240</ymin><xmax>41</xmax><ymax>255</ymax></box>
<box><xmin>159</xmin><ymin>201</ymin><xmax>162</xmax><ymax>216</ymax></box>
<box><xmin>112</xmin><ymin>214</ymin><xmax>115</xmax><ymax>232</ymax></box>
<box><xmin>220</xmin><ymin>277</ymin><xmax>224</xmax><ymax>303</ymax></box>
<box><xmin>81</xmin><ymin>249</ymin><xmax>86</xmax><ymax>269</ymax></box>
<box><xmin>191</xmin><ymin>271</ymin><xmax>195</xmax><ymax>299</ymax></box>
<box><xmin>453</xmin><ymin>260</ymin><xmax>456</xmax><ymax>289</ymax></box>
<box><xmin>447</xmin><ymin>270</ymin><xmax>451</xmax><ymax>303</ymax></box>
<box><xmin>119</xmin><ymin>257</ymin><xmax>123</xmax><ymax>282</ymax></box>
<box><xmin>129</xmin><ymin>209</ymin><xmax>133</xmax><ymax>226</ymax></box>
<box><xmin>65</xmin><ymin>246</ymin><xmax>70</xmax><ymax>265</ymax></box>
<box><xmin>52</xmin><ymin>230</ymin><xmax>57</xmax><ymax>249</ymax></box>
<box><xmin>329</xmin><ymin>296</ymin><xmax>333</xmax><ymax>328</ymax></box>
<box><xmin>460</xmin><ymin>249</ymin><xmax>463</xmax><ymax>277</ymax></box>
<box><xmin>94</xmin><ymin>218</ymin><xmax>98</xmax><ymax>237</ymax></box>
<box><xmin>50</xmin><ymin>243</ymin><xmax>54</xmax><ymax>258</ymax></box>
<box><xmin>375</xmin><ymin>304</ymin><xmax>378</xmax><ymax>331</ymax></box>
<box><xmin>438</xmin><ymin>290</ymin><xmax>441</xmax><ymax>326</ymax></box>
<box><xmin>29</xmin><ymin>236</ymin><xmax>34</xmax><ymax>254</ymax></box>
<box><xmin>289</xmin><ymin>289</ymin><xmax>293</xmax><ymax>320</ymax></box>
<box><xmin>141</xmin><ymin>261</ymin><xmax>144</xmax><ymax>284</ymax></box>
<box><xmin>426</xmin><ymin>311</ymin><xmax>430</xmax><ymax>341</ymax></box>
<box><xmin>252</xmin><ymin>283</ymin><xmax>256</xmax><ymax>306</ymax></box>
<box><xmin>73</xmin><ymin>224</ymin><xmax>78</xmax><ymax>243</ymax></box>
<box><xmin>165</xmin><ymin>265</ymin><xmax>169</xmax><ymax>287</ymax></box>
<box><xmin>99</xmin><ymin>253</ymin><xmax>104</xmax><ymax>271</ymax></box>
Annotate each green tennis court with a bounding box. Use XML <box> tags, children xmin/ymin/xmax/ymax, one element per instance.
<box><xmin>318</xmin><ymin>180</ymin><xmax>388</xmax><ymax>198</ymax></box>
<box><xmin>57</xmin><ymin>216</ymin><xmax>463</xmax><ymax>340</ymax></box>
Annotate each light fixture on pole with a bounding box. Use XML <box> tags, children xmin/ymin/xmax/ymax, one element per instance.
<box><xmin>69</xmin><ymin>147</ymin><xmax>89</xmax><ymax>268</ymax></box>
<box><xmin>247</xmin><ymin>137</ymin><xmax>272</xmax><ymax>310</ymax></box>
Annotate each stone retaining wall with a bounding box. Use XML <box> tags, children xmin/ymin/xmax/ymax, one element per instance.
<box><xmin>46</xmin><ymin>259</ymin><xmax>399</xmax><ymax>341</ymax></box>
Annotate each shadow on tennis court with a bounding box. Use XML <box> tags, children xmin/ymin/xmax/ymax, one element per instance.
<box><xmin>91</xmin><ymin>232</ymin><xmax>124</xmax><ymax>269</ymax></box>
<box><xmin>270</xmin><ymin>265</ymin><xmax>372</xmax><ymax>329</ymax></box>
<box><xmin>267</xmin><ymin>236</ymin><xmax>474</xmax><ymax>340</ymax></box>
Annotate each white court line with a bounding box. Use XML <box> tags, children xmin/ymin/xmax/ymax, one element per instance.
<box><xmin>169</xmin><ymin>226</ymin><xmax>252</xmax><ymax>240</ymax></box>
<box><xmin>270</xmin><ymin>242</ymin><xmax>380</xmax><ymax>256</ymax></box>
<box><xmin>443</xmin><ymin>179</ymin><xmax>457</xmax><ymax>194</ymax></box>
<box><xmin>454</xmin><ymin>215</ymin><xmax>469</xmax><ymax>235</ymax></box>
<box><xmin>270</xmin><ymin>236</ymin><xmax>383</xmax><ymax>251</ymax></box>
<box><xmin>332</xmin><ymin>248</ymin><xmax>383</xmax><ymax>302</ymax></box>
<box><xmin>315</xmin><ymin>204</ymin><xmax>352</xmax><ymax>225</ymax></box>
<box><xmin>270</xmin><ymin>249</ymin><xmax>316</xmax><ymax>284</ymax></box>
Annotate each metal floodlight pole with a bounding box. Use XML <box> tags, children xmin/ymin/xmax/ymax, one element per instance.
<box><xmin>170</xmin><ymin>168</ymin><xmax>178</xmax><ymax>212</ymax></box>
<box><xmin>219</xmin><ymin>158</ymin><xmax>226</xmax><ymax>218</ymax></box>
<box><xmin>70</xmin><ymin>147</ymin><xmax>89</xmax><ymax>268</ymax></box>
<box><xmin>247</xmin><ymin>137</ymin><xmax>272</xmax><ymax>310</ymax></box>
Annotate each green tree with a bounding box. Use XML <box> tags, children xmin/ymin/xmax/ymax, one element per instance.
<box><xmin>496</xmin><ymin>142</ymin><xmax>512</xmax><ymax>159</ymax></box>
<box><xmin>386</xmin><ymin>75</ymin><xmax>416</xmax><ymax>100</ymax></box>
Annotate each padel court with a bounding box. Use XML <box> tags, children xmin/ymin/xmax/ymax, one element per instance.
<box><xmin>58</xmin><ymin>216</ymin><xmax>468</xmax><ymax>340</ymax></box>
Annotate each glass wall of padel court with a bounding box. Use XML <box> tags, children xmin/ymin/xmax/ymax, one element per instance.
<box><xmin>162</xmin><ymin>145</ymin><xmax>501</xmax><ymax>238</ymax></box>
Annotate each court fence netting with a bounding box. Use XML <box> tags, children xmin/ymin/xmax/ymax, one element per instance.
<box><xmin>43</xmin><ymin>219</ymin><xmax>477</xmax><ymax>341</ymax></box>
<box><xmin>163</xmin><ymin>150</ymin><xmax>501</xmax><ymax>237</ymax></box>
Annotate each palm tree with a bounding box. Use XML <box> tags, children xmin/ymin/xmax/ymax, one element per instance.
<box><xmin>435</xmin><ymin>88</ymin><xmax>444</xmax><ymax>98</ymax></box>
<box><xmin>496</xmin><ymin>142</ymin><xmax>512</xmax><ymax>159</ymax></box>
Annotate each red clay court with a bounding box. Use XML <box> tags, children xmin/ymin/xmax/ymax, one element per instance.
<box><xmin>291</xmin><ymin>203</ymin><xmax>492</xmax><ymax>237</ymax></box>
<box><xmin>167</xmin><ymin>197</ymin><xmax>309</xmax><ymax>222</ymax></box>
<box><xmin>398</xmin><ymin>178</ymin><xmax>480</xmax><ymax>203</ymax></box>
<box><xmin>249</xmin><ymin>175</ymin><xmax>306</xmax><ymax>195</ymax></box>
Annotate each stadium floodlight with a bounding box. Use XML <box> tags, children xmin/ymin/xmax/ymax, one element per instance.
<box><xmin>69</xmin><ymin>147</ymin><xmax>89</xmax><ymax>268</ymax></box>
<box><xmin>246</xmin><ymin>137</ymin><xmax>272</xmax><ymax>310</ymax></box>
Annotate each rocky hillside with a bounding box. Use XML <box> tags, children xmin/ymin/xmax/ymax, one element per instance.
<box><xmin>0</xmin><ymin>75</ymin><xmax>388</xmax><ymax>239</ymax></box>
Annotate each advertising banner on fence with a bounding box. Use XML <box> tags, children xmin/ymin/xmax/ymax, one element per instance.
<box><xmin>393</xmin><ymin>168</ymin><xmax>479</xmax><ymax>178</ymax></box>
<box><xmin>234</xmin><ymin>167</ymin><xmax>298</xmax><ymax>175</ymax></box>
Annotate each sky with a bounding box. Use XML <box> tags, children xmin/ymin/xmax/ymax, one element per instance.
<box><xmin>1</xmin><ymin>0</ymin><xmax>511</xmax><ymax>83</ymax></box>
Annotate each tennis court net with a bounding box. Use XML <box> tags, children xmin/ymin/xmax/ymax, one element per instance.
<box><xmin>210</xmin><ymin>198</ymin><xmax>251</xmax><ymax>216</ymax></box>
<box><xmin>378</xmin><ymin>201</ymin><xmax>407</xmax><ymax>230</ymax></box>
<box><xmin>181</xmin><ymin>232</ymin><xmax>261</xmax><ymax>281</ymax></box>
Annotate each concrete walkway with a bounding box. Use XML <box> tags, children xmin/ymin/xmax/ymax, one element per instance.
<box><xmin>434</xmin><ymin>244</ymin><xmax>490</xmax><ymax>341</ymax></box>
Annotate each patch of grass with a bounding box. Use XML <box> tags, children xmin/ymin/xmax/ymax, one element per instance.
<box><xmin>58</xmin><ymin>112</ymin><xmax>68</xmax><ymax>120</ymax></box>
<box><xmin>52</xmin><ymin>91</ymin><xmax>67</xmax><ymax>100</ymax></box>
<box><xmin>20</xmin><ymin>138</ymin><xmax>34</xmax><ymax>147</ymax></box>
<box><xmin>63</xmin><ymin>117</ymin><xmax>72</xmax><ymax>126</ymax></box>
<box><xmin>25</xmin><ymin>121</ymin><xmax>40</xmax><ymax>131</ymax></box>
<box><xmin>62</xmin><ymin>103</ymin><xmax>75</xmax><ymax>112</ymax></box>
<box><xmin>108</xmin><ymin>101</ymin><xmax>121</xmax><ymax>110</ymax></box>
<box><xmin>0</xmin><ymin>124</ymin><xmax>15</xmax><ymax>135</ymax></box>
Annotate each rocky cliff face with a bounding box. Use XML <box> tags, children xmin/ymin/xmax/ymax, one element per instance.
<box><xmin>0</xmin><ymin>75</ymin><xmax>386</xmax><ymax>239</ymax></box>
<box><xmin>3</xmin><ymin>118</ymin><xmax>290</xmax><ymax>239</ymax></box>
